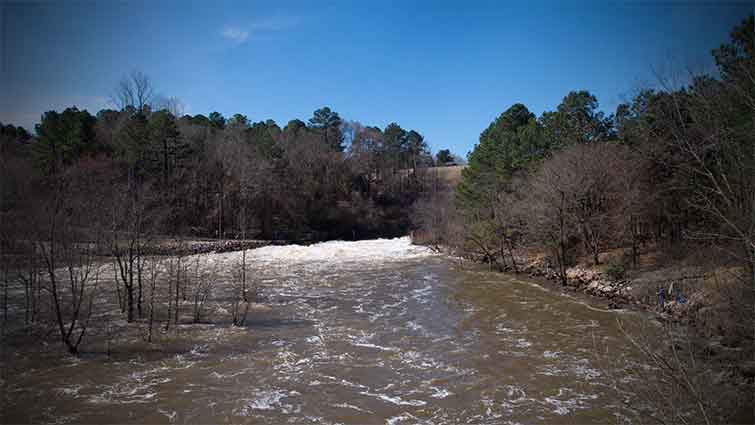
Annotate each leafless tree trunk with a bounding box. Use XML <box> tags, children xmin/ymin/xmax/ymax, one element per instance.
<box><xmin>1</xmin><ymin>259</ymin><xmax>7</xmax><ymax>337</ymax></box>
<box><xmin>230</xmin><ymin>239</ymin><xmax>253</xmax><ymax>326</ymax></box>
<box><xmin>164</xmin><ymin>257</ymin><xmax>174</xmax><ymax>332</ymax></box>
<box><xmin>164</xmin><ymin>250</ymin><xmax>184</xmax><ymax>331</ymax></box>
<box><xmin>16</xmin><ymin>248</ymin><xmax>42</xmax><ymax>325</ymax></box>
<box><xmin>176</xmin><ymin>255</ymin><xmax>183</xmax><ymax>322</ymax></box>
<box><xmin>190</xmin><ymin>255</ymin><xmax>214</xmax><ymax>323</ymax></box>
<box><xmin>530</xmin><ymin>161</ymin><xmax>576</xmax><ymax>286</ymax></box>
<box><xmin>110</xmin><ymin>181</ymin><xmax>152</xmax><ymax>323</ymax></box>
<box><xmin>145</xmin><ymin>257</ymin><xmax>160</xmax><ymax>343</ymax></box>
<box><xmin>37</xmin><ymin>174</ymin><xmax>104</xmax><ymax>355</ymax></box>
<box><xmin>105</xmin><ymin>313</ymin><xmax>111</xmax><ymax>359</ymax></box>
<box><xmin>654</xmin><ymin>70</ymin><xmax>755</xmax><ymax>287</ymax></box>
<box><xmin>112</xmin><ymin>260</ymin><xmax>125</xmax><ymax>313</ymax></box>
<box><xmin>137</xmin><ymin>244</ymin><xmax>143</xmax><ymax>318</ymax></box>
<box><xmin>556</xmin><ymin>191</ymin><xmax>568</xmax><ymax>285</ymax></box>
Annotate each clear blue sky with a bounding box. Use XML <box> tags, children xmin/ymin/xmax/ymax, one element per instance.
<box><xmin>1</xmin><ymin>1</ymin><xmax>751</xmax><ymax>156</ymax></box>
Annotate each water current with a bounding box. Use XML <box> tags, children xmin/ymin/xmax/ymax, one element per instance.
<box><xmin>2</xmin><ymin>237</ymin><xmax>657</xmax><ymax>424</ymax></box>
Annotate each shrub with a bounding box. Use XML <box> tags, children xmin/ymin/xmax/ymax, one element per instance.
<box><xmin>603</xmin><ymin>262</ymin><xmax>626</xmax><ymax>281</ymax></box>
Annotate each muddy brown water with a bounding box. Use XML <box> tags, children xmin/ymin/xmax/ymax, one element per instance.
<box><xmin>2</xmin><ymin>238</ymin><xmax>658</xmax><ymax>424</ymax></box>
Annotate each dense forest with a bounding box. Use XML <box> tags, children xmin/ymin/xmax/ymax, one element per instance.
<box><xmin>419</xmin><ymin>14</ymin><xmax>753</xmax><ymax>277</ymax></box>
<box><xmin>0</xmin><ymin>86</ymin><xmax>466</xmax><ymax>245</ymax></box>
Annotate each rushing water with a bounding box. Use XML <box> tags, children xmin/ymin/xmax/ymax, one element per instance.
<box><xmin>3</xmin><ymin>237</ymin><xmax>656</xmax><ymax>424</ymax></box>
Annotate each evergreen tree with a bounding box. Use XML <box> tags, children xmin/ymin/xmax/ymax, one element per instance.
<box><xmin>33</xmin><ymin>107</ymin><xmax>97</xmax><ymax>175</ymax></box>
<box><xmin>456</xmin><ymin>103</ymin><xmax>536</xmax><ymax>213</ymax></box>
<box><xmin>308</xmin><ymin>107</ymin><xmax>344</xmax><ymax>151</ymax></box>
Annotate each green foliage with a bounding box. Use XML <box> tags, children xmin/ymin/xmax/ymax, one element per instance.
<box><xmin>456</xmin><ymin>103</ymin><xmax>540</xmax><ymax>213</ymax></box>
<box><xmin>208</xmin><ymin>111</ymin><xmax>226</xmax><ymax>129</ymax></box>
<box><xmin>382</xmin><ymin>123</ymin><xmax>405</xmax><ymax>141</ymax></box>
<box><xmin>309</xmin><ymin>106</ymin><xmax>341</xmax><ymax>129</ymax></box>
<box><xmin>308</xmin><ymin>107</ymin><xmax>344</xmax><ymax>151</ymax></box>
<box><xmin>148</xmin><ymin>109</ymin><xmax>188</xmax><ymax>179</ymax></box>
<box><xmin>712</xmin><ymin>14</ymin><xmax>754</xmax><ymax>83</ymax></box>
<box><xmin>248</xmin><ymin>121</ymin><xmax>281</xmax><ymax>159</ymax></box>
<box><xmin>33</xmin><ymin>107</ymin><xmax>97</xmax><ymax>175</ymax></box>
<box><xmin>114</xmin><ymin>111</ymin><xmax>150</xmax><ymax>176</ymax></box>
<box><xmin>376</xmin><ymin>124</ymin><xmax>432</xmax><ymax>171</ymax></box>
<box><xmin>614</xmin><ymin>89</ymin><xmax>673</xmax><ymax>146</ymax></box>
<box><xmin>283</xmin><ymin>119</ymin><xmax>307</xmax><ymax>140</ymax></box>
<box><xmin>1</xmin><ymin>123</ymin><xmax>30</xmax><ymax>142</ymax></box>
<box><xmin>227</xmin><ymin>113</ymin><xmax>249</xmax><ymax>129</ymax></box>
<box><xmin>435</xmin><ymin>149</ymin><xmax>453</xmax><ymax>165</ymax></box>
<box><xmin>541</xmin><ymin>90</ymin><xmax>614</xmax><ymax>149</ymax></box>
<box><xmin>602</xmin><ymin>262</ymin><xmax>626</xmax><ymax>281</ymax></box>
<box><xmin>406</xmin><ymin>130</ymin><xmax>432</xmax><ymax>169</ymax></box>
<box><xmin>189</xmin><ymin>114</ymin><xmax>212</xmax><ymax>127</ymax></box>
<box><xmin>382</xmin><ymin>122</ymin><xmax>407</xmax><ymax>166</ymax></box>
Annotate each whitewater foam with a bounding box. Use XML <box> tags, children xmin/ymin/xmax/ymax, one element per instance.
<box><xmin>249</xmin><ymin>237</ymin><xmax>434</xmax><ymax>268</ymax></box>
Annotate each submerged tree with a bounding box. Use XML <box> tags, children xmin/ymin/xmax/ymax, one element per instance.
<box><xmin>36</xmin><ymin>162</ymin><xmax>108</xmax><ymax>355</ymax></box>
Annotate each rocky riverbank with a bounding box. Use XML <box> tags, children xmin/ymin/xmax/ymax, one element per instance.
<box><xmin>503</xmin><ymin>254</ymin><xmax>705</xmax><ymax>320</ymax></box>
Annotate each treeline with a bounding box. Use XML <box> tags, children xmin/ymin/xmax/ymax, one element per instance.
<box><xmin>415</xmin><ymin>15</ymin><xmax>754</xmax><ymax>293</ymax></box>
<box><xmin>0</xmin><ymin>75</ymin><xmax>452</xmax><ymax>244</ymax></box>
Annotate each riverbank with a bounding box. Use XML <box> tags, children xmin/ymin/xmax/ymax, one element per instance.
<box><xmin>430</xmin><ymin>242</ymin><xmax>755</xmax><ymax>386</ymax></box>
<box><xmin>436</xmin><ymin>244</ymin><xmax>718</xmax><ymax>320</ymax></box>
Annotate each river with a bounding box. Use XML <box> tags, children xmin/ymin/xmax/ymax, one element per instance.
<box><xmin>2</xmin><ymin>237</ymin><xmax>658</xmax><ymax>424</ymax></box>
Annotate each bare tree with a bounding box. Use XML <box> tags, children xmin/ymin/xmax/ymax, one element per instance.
<box><xmin>144</xmin><ymin>256</ymin><xmax>161</xmax><ymax>343</ymax></box>
<box><xmin>562</xmin><ymin>143</ymin><xmax>623</xmax><ymax>266</ymax></box>
<box><xmin>592</xmin><ymin>318</ymin><xmax>751</xmax><ymax>425</ymax></box>
<box><xmin>164</xmin><ymin>240</ymin><xmax>187</xmax><ymax>331</ymax></box>
<box><xmin>36</xmin><ymin>165</ymin><xmax>106</xmax><ymax>355</ymax></box>
<box><xmin>155</xmin><ymin>96</ymin><xmax>186</xmax><ymax>117</ymax></box>
<box><xmin>15</xmin><ymin>245</ymin><xmax>42</xmax><ymax>326</ymax></box>
<box><xmin>110</xmin><ymin>181</ymin><xmax>153</xmax><ymax>323</ymax></box>
<box><xmin>673</xmin><ymin>76</ymin><xmax>755</xmax><ymax>287</ymax></box>
<box><xmin>230</xmin><ymin>252</ymin><xmax>253</xmax><ymax>326</ymax></box>
<box><xmin>614</xmin><ymin>148</ymin><xmax>651</xmax><ymax>267</ymax></box>
<box><xmin>1</xmin><ymin>248</ymin><xmax>7</xmax><ymax>336</ymax></box>
<box><xmin>528</xmin><ymin>155</ymin><xmax>579</xmax><ymax>285</ymax></box>
<box><xmin>164</xmin><ymin>254</ymin><xmax>176</xmax><ymax>331</ymax></box>
<box><xmin>112</xmin><ymin>71</ymin><xmax>155</xmax><ymax>112</ymax></box>
<box><xmin>190</xmin><ymin>255</ymin><xmax>214</xmax><ymax>323</ymax></box>
<box><xmin>411</xmin><ymin>175</ymin><xmax>457</xmax><ymax>251</ymax></box>
<box><xmin>491</xmin><ymin>178</ymin><xmax>527</xmax><ymax>273</ymax></box>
